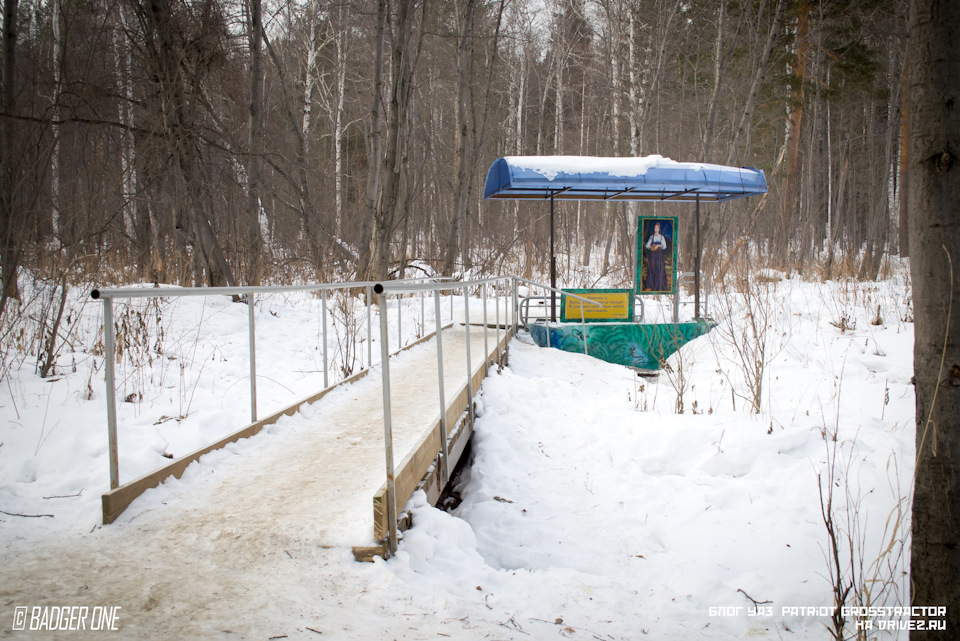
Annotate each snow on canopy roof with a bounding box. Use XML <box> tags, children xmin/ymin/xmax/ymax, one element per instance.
<box><xmin>483</xmin><ymin>155</ymin><xmax>768</xmax><ymax>203</ymax></box>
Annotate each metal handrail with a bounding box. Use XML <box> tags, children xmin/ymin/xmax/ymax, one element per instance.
<box><xmin>91</xmin><ymin>273</ymin><xmax>605</xmax><ymax>552</ymax></box>
<box><xmin>522</xmin><ymin>293</ymin><xmax>646</xmax><ymax>325</ymax></box>
<box><xmin>511</xmin><ymin>277</ymin><xmax>600</xmax><ymax>353</ymax></box>
<box><xmin>674</xmin><ymin>271</ymin><xmax>710</xmax><ymax>322</ymax></box>
<box><xmin>90</xmin><ymin>276</ymin><xmax>456</xmax><ymax>300</ymax></box>
<box><xmin>519</xmin><ymin>296</ymin><xmax>551</xmax><ymax>326</ymax></box>
<box><xmin>90</xmin><ymin>276</ymin><xmax>456</xmax><ymax>492</ymax></box>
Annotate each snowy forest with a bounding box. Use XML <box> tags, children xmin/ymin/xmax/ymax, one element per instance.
<box><xmin>0</xmin><ymin>0</ymin><xmax>908</xmax><ymax>301</ymax></box>
<box><xmin>2</xmin><ymin>0</ymin><xmax>959</xmax><ymax>638</ymax></box>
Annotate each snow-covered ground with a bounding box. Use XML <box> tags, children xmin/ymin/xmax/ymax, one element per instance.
<box><xmin>0</xmin><ymin>269</ymin><xmax>918</xmax><ymax>639</ymax></box>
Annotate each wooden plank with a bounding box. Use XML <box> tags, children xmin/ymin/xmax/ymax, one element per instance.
<box><xmin>352</xmin><ymin>544</ymin><xmax>389</xmax><ymax>563</ymax></box>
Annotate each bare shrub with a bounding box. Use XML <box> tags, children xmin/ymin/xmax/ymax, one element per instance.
<box><xmin>712</xmin><ymin>256</ymin><xmax>789</xmax><ymax>416</ymax></box>
<box><xmin>818</xmin><ymin>384</ymin><xmax>909</xmax><ymax>640</ymax></box>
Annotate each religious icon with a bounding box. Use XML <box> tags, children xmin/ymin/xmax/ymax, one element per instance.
<box><xmin>637</xmin><ymin>216</ymin><xmax>678</xmax><ymax>295</ymax></box>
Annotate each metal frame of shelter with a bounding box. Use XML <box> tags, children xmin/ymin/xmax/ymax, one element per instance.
<box><xmin>483</xmin><ymin>156</ymin><xmax>768</xmax><ymax>321</ymax></box>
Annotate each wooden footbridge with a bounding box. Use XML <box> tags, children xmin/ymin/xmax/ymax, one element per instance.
<box><xmin>92</xmin><ymin>278</ymin><xmax>525</xmax><ymax>561</ymax></box>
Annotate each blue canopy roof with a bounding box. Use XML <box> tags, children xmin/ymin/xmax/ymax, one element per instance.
<box><xmin>483</xmin><ymin>155</ymin><xmax>767</xmax><ymax>203</ymax></box>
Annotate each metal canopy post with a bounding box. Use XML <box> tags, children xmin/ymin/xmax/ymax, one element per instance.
<box><xmin>695</xmin><ymin>195</ymin><xmax>702</xmax><ymax>320</ymax></box>
<box><xmin>550</xmin><ymin>194</ymin><xmax>557</xmax><ymax>322</ymax></box>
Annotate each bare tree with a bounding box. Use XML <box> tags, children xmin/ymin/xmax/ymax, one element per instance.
<box><xmin>907</xmin><ymin>0</ymin><xmax>960</xmax><ymax>635</ymax></box>
<box><xmin>139</xmin><ymin>0</ymin><xmax>236</xmax><ymax>288</ymax></box>
<box><xmin>442</xmin><ymin>0</ymin><xmax>477</xmax><ymax>276</ymax></box>
<box><xmin>245</xmin><ymin>0</ymin><xmax>265</xmax><ymax>284</ymax></box>
<box><xmin>1</xmin><ymin>0</ymin><xmax>21</xmax><ymax>307</ymax></box>
<box><xmin>359</xmin><ymin>0</ymin><xmax>428</xmax><ymax>282</ymax></box>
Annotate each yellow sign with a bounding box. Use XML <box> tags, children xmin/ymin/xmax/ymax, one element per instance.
<box><xmin>560</xmin><ymin>289</ymin><xmax>634</xmax><ymax>323</ymax></box>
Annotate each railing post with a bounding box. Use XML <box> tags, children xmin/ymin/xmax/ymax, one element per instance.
<box><xmin>103</xmin><ymin>297</ymin><xmax>119</xmax><ymax>490</ymax></box>
<box><xmin>463</xmin><ymin>285</ymin><xmax>475</xmax><ymax>427</ymax></box>
<box><xmin>248</xmin><ymin>294</ymin><xmax>258</xmax><ymax>423</ymax></box>
<box><xmin>495</xmin><ymin>280</ymin><xmax>501</xmax><ymax>363</ymax></box>
<box><xmin>673</xmin><ymin>284</ymin><xmax>680</xmax><ymax>323</ymax></box>
<box><xmin>482</xmin><ymin>282</ymin><xmax>489</xmax><ymax>375</ymax></box>
<box><xmin>321</xmin><ymin>290</ymin><xmax>329</xmax><ymax>388</ymax></box>
<box><xmin>433</xmin><ymin>290</ymin><xmax>450</xmax><ymax>485</ymax></box>
<box><xmin>366</xmin><ymin>285</ymin><xmax>373</xmax><ymax>367</ymax></box>
<box><xmin>704</xmin><ymin>273</ymin><xmax>710</xmax><ymax>317</ymax></box>
<box><xmin>375</xmin><ymin>285</ymin><xmax>398</xmax><ymax>555</ymax></box>
<box><xmin>579</xmin><ymin>296</ymin><xmax>589</xmax><ymax>357</ymax></box>
<box><xmin>512</xmin><ymin>277</ymin><xmax>519</xmax><ymax>336</ymax></box>
<box><xmin>544</xmin><ymin>283</ymin><xmax>552</xmax><ymax>349</ymax></box>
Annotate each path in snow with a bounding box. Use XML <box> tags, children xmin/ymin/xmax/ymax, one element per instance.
<box><xmin>1</xmin><ymin>325</ymin><xmax>502</xmax><ymax>639</ymax></box>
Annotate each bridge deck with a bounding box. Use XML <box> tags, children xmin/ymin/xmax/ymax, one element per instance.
<box><xmin>1</xmin><ymin>324</ymin><xmax>509</xmax><ymax>638</ymax></box>
<box><xmin>177</xmin><ymin>323</ymin><xmax>508</xmax><ymax>550</ymax></box>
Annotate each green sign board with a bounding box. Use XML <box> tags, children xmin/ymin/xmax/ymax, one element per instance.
<box><xmin>637</xmin><ymin>216</ymin><xmax>678</xmax><ymax>295</ymax></box>
<box><xmin>560</xmin><ymin>289</ymin><xmax>635</xmax><ymax>323</ymax></box>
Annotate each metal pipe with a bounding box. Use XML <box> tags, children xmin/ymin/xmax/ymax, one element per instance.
<box><xmin>433</xmin><ymin>290</ymin><xmax>450</xmax><ymax>485</ymax></box>
<box><xmin>321</xmin><ymin>290</ymin><xmax>329</xmax><ymax>388</ymax></box>
<box><xmin>695</xmin><ymin>195</ymin><xmax>702</xmax><ymax>319</ymax></box>
<box><xmin>550</xmin><ymin>196</ymin><xmax>557</xmax><ymax>321</ymax></box>
<box><xmin>673</xmin><ymin>285</ymin><xmax>680</xmax><ymax>324</ymax></box>
<box><xmin>376</xmin><ymin>287</ymin><xmax>398</xmax><ymax>555</ymax></box>
<box><xmin>676</xmin><ymin>271</ymin><xmax>710</xmax><ymax>321</ymax></box>
<box><xmin>495</xmin><ymin>282</ymin><xmax>501</xmax><ymax>364</ymax></box>
<box><xmin>248</xmin><ymin>294</ymin><xmax>258</xmax><ymax>423</ymax></box>
<box><xmin>578</xmin><ymin>295</ymin><xmax>589</xmax><ymax>357</ymax></box>
<box><xmin>90</xmin><ymin>276</ymin><xmax>456</xmax><ymax>300</ymax></box>
<box><xmin>366</xmin><ymin>285</ymin><xmax>373</xmax><ymax>368</ymax></box>
<box><xmin>103</xmin><ymin>298</ymin><xmax>119</xmax><ymax>490</ymax></box>
<box><xmin>631</xmin><ymin>204</ymin><xmax>638</xmax><ymax>297</ymax></box>
<box><xmin>512</xmin><ymin>277</ymin><xmax>519</xmax><ymax>336</ymax></box>
<box><xmin>513</xmin><ymin>277</ymin><xmax>604</xmax><ymax>305</ymax></box>
<box><xmin>463</xmin><ymin>285</ymin><xmax>475</xmax><ymax>427</ymax></box>
<box><xmin>375</xmin><ymin>275</ymin><xmax>506</xmax><ymax>294</ymax></box>
<box><xmin>482</xmin><ymin>282</ymin><xmax>489</xmax><ymax>375</ymax></box>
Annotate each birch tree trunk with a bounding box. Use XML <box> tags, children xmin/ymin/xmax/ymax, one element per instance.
<box><xmin>777</xmin><ymin>0</ymin><xmax>811</xmax><ymax>263</ymax></box>
<box><xmin>115</xmin><ymin>2</ymin><xmax>137</xmax><ymax>242</ymax></box>
<box><xmin>332</xmin><ymin>2</ymin><xmax>347</xmax><ymax>237</ymax></box>
<box><xmin>701</xmin><ymin>0</ymin><xmax>728</xmax><ymax>162</ymax></box>
<box><xmin>627</xmin><ymin>9</ymin><xmax>639</xmax><ymax>156</ymax></box>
